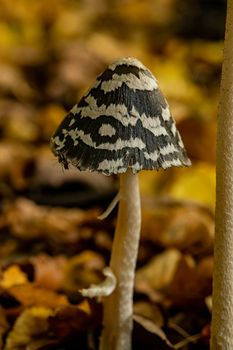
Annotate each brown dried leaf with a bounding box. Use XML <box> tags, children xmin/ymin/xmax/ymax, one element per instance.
<box><xmin>169</xmin><ymin>255</ymin><xmax>213</xmax><ymax>306</ymax></box>
<box><xmin>0</xmin><ymin>239</ymin><xmax>18</xmax><ymax>263</ymax></box>
<box><xmin>133</xmin><ymin>314</ymin><xmax>174</xmax><ymax>349</ymax></box>
<box><xmin>134</xmin><ymin>301</ymin><xmax>164</xmax><ymax>328</ymax></box>
<box><xmin>0</xmin><ymin>142</ymin><xmax>35</xmax><ymax>191</ymax></box>
<box><xmin>4</xmin><ymin>306</ymin><xmax>53</xmax><ymax>350</ymax></box>
<box><xmin>31</xmin><ymin>254</ymin><xmax>67</xmax><ymax>291</ymax></box>
<box><xmin>0</xmin><ymin>307</ymin><xmax>9</xmax><ymax>349</ymax></box>
<box><xmin>5</xmin><ymin>197</ymin><xmax>100</xmax><ymax>243</ymax></box>
<box><xmin>136</xmin><ymin>249</ymin><xmax>182</xmax><ymax>292</ymax></box>
<box><xmin>141</xmin><ymin>200</ymin><xmax>214</xmax><ymax>255</ymax></box>
<box><xmin>0</xmin><ymin>63</ymin><xmax>34</xmax><ymax>99</ymax></box>
<box><xmin>5</xmin><ymin>198</ymin><xmax>49</xmax><ymax>240</ymax></box>
<box><xmin>0</xmin><ymin>103</ymin><xmax>38</xmax><ymax>142</ymax></box>
<box><xmin>64</xmin><ymin>250</ymin><xmax>105</xmax><ymax>293</ymax></box>
<box><xmin>48</xmin><ymin>302</ymin><xmax>94</xmax><ymax>339</ymax></box>
<box><xmin>136</xmin><ymin>248</ymin><xmax>213</xmax><ymax>307</ymax></box>
<box><xmin>7</xmin><ymin>283</ymin><xmax>68</xmax><ymax>308</ymax></box>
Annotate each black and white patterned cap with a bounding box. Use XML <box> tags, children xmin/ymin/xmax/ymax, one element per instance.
<box><xmin>51</xmin><ymin>57</ymin><xmax>191</xmax><ymax>175</ymax></box>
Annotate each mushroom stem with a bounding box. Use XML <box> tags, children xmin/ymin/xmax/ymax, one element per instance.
<box><xmin>100</xmin><ymin>170</ymin><xmax>141</xmax><ymax>350</ymax></box>
<box><xmin>211</xmin><ymin>1</ymin><xmax>233</xmax><ymax>349</ymax></box>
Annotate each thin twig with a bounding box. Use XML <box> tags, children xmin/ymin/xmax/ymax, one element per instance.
<box><xmin>174</xmin><ymin>333</ymin><xmax>202</xmax><ymax>349</ymax></box>
<box><xmin>97</xmin><ymin>192</ymin><xmax>120</xmax><ymax>220</ymax></box>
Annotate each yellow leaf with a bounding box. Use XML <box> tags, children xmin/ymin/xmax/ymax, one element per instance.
<box><xmin>4</xmin><ymin>306</ymin><xmax>53</xmax><ymax>350</ymax></box>
<box><xmin>0</xmin><ymin>265</ymin><xmax>28</xmax><ymax>289</ymax></box>
<box><xmin>8</xmin><ymin>283</ymin><xmax>68</xmax><ymax>308</ymax></box>
<box><xmin>136</xmin><ymin>249</ymin><xmax>182</xmax><ymax>291</ymax></box>
<box><xmin>169</xmin><ymin>162</ymin><xmax>216</xmax><ymax>210</ymax></box>
<box><xmin>64</xmin><ymin>251</ymin><xmax>105</xmax><ymax>293</ymax></box>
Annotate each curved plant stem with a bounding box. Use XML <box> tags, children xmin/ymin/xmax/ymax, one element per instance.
<box><xmin>98</xmin><ymin>192</ymin><xmax>121</xmax><ymax>220</ymax></box>
<box><xmin>100</xmin><ymin>170</ymin><xmax>141</xmax><ymax>350</ymax></box>
<box><xmin>211</xmin><ymin>1</ymin><xmax>233</xmax><ymax>349</ymax></box>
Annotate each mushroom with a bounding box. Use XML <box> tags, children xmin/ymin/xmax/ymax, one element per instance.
<box><xmin>50</xmin><ymin>57</ymin><xmax>191</xmax><ymax>350</ymax></box>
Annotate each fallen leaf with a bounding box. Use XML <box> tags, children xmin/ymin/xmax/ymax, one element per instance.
<box><xmin>7</xmin><ymin>283</ymin><xmax>68</xmax><ymax>308</ymax></box>
<box><xmin>136</xmin><ymin>250</ymin><xmax>213</xmax><ymax>307</ymax></box>
<box><xmin>141</xmin><ymin>200</ymin><xmax>214</xmax><ymax>256</ymax></box>
<box><xmin>5</xmin><ymin>197</ymin><xmax>100</xmax><ymax>244</ymax></box>
<box><xmin>4</xmin><ymin>306</ymin><xmax>53</xmax><ymax>350</ymax></box>
<box><xmin>0</xmin><ymin>239</ymin><xmax>18</xmax><ymax>263</ymax></box>
<box><xmin>136</xmin><ymin>249</ymin><xmax>182</xmax><ymax>291</ymax></box>
<box><xmin>45</xmin><ymin>300</ymin><xmax>102</xmax><ymax>348</ymax></box>
<box><xmin>0</xmin><ymin>265</ymin><xmax>29</xmax><ymax>289</ymax></box>
<box><xmin>64</xmin><ymin>250</ymin><xmax>105</xmax><ymax>293</ymax></box>
<box><xmin>0</xmin><ymin>307</ymin><xmax>9</xmax><ymax>349</ymax></box>
<box><xmin>169</xmin><ymin>255</ymin><xmax>213</xmax><ymax>306</ymax></box>
<box><xmin>0</xmin><ymin>142</ymin><xmax>35</xmax><ymax>191</ymax></box>
<box><xmin>134</xmin><ymin>301</ymin><xmax>164</xmax><ymax>328</ymax></box>
<box><xmin>31</xmin><ymin>254</ymin><xmax>67</xmax><ymax>291</ymax></box>
<box><xmin>48</xmin><ymin>304</ymin><xmax>93</xmax><ymax>338</ymax></box>
<box><xmin>168</xmin><ymin>163</ymin><xmax>216</xmax><ymax>210</ymax></box>
<box><xmin>133</xmin><ymin>314</ymin><xmax>174</xmax><ymax>349</ymax></box>
<box><xmin>0</xmin><ymin>63</ymin><xmax>34</xmax><ymax>99</ymax></box>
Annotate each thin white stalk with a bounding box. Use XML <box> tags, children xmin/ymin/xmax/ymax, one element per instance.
<box><xmin>211</xmin><ymin>1</ymin><xmax>233</xmax><ymax>349</ymax></box>
<box><xmin>100</xmin><ymin>170</ymin><xmax>141</xmax><ymax>350</ymax></box>
<box><xmin>98</xmin><ymin>192</ymin><xmax>121</xmax><ymax>220</ymax></box>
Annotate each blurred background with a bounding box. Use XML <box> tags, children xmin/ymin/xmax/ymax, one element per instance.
<box><xmin>0</xmin><ymin>0</ymin><xmax>227</xmax><ymax>349</ymax></box>
<box><xmin>0</xmin><ymin>0</ymin><xmax>226</xmax><ymax>209</ymax></box>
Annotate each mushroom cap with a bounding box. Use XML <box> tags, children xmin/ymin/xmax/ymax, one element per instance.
<box><xmin>51</xmin><ymin>57</ymin><xmax>191</xmax><ymax>175</ymax></box>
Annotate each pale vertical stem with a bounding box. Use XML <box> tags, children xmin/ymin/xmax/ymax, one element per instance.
<box><xmin>211</xmin><ymin>1</ymin><xmax>233</xmax><ymax>349</ymax></box>
<box><xmin>100</xmin><ymin>170</ymin><xmax>141</xmax><ymax>350</ymax></box>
